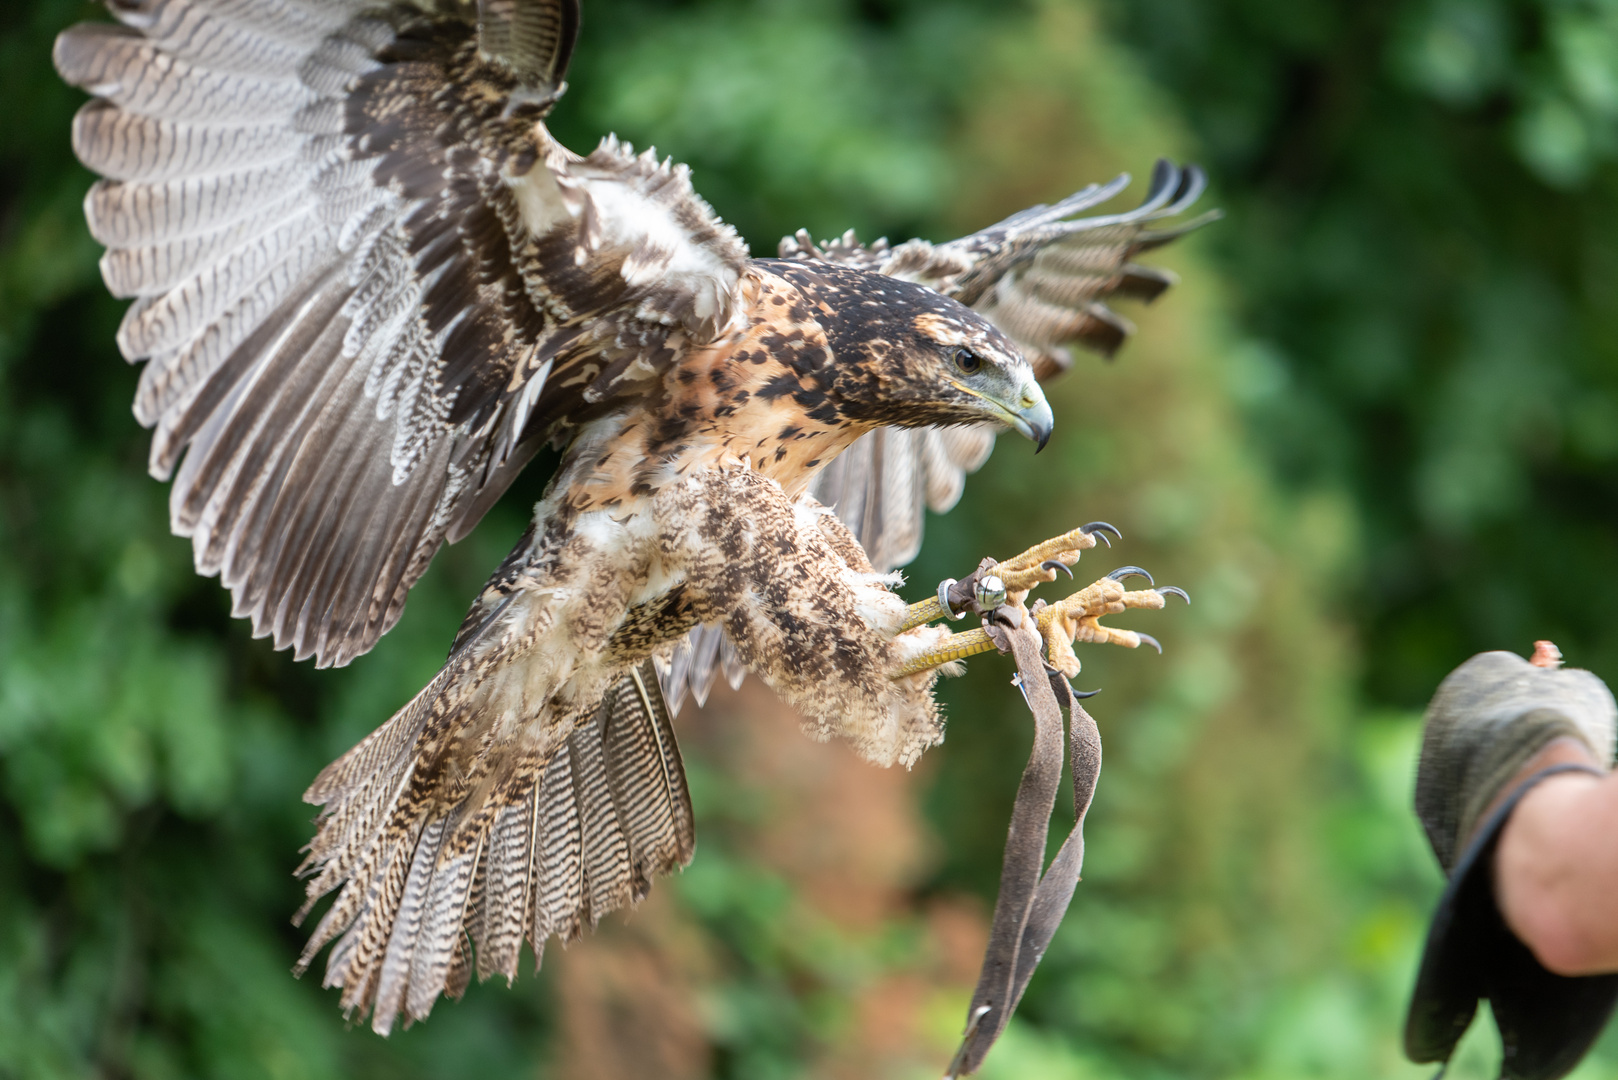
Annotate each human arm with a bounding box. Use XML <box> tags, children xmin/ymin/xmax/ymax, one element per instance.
<box><xmin>1405</xmin><ymin>643</ymin><xmax>1618</xmax><ymax>1080</ymax></box>
<box><xmin>1497</xmin><ymin>745</ymin><xmax>1618</xmax><ymax>975</ymax></box>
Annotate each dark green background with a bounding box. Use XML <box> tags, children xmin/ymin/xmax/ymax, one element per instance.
<box><xmin>3</xmin><ymin>0</ymin><xmax>1616</xmax><ymax>1076</ymax></box>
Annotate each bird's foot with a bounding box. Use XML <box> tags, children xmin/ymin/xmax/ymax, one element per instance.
<box><xmin>1035</xmin><ymin>567</ymin><xmax>1189</xmax><ymax>679</ymax></box>
<box><xmin>890</xmin><ymin>522</ymin><xmax>1186</xmax><ymax>679</ymax></box>
<box><xmin>993</xmin><ymin>521</ymin><xmax>1120</xmax><ymax>599</ymax></box>
<box><xmin>896</xmin><ymin>521</ymin><xmax>1121</xmax><ymax>632</ymax></box>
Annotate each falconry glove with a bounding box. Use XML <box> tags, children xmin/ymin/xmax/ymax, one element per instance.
<box><xmin>1405</xmin><ymin>649</ymin><xmax>1618</xmax><ymax>1080</ymax></box>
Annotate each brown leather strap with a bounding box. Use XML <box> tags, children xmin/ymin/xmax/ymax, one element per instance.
<box><xmin>945</xmin><ymin>615</ymin><xmax>1103</xmax><ymax>1077</ymax></box>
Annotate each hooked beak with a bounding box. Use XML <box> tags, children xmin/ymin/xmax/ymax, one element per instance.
<box><xmin>1005</xmin><ymin>381</ymin><xmax>1054</xmax><ymax>452</ymax></box>
<box><xmin>948</xmin><ymin>372</ymin><xmax>1055</xmax><ymax>451</ymax></box>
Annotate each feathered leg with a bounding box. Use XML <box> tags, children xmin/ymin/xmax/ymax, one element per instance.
<box><xmin>653</xmin><ymin>470</ymin><xmax>948</xmax><ymax>768</ymax></box>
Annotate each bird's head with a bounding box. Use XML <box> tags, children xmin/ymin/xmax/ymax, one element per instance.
<box><xmin>893</xmin><ymin>307</ymin><xmax>1053</xmax><ymax>449</ymax></box>
<box><xmin>758</xmin><ymin>261</ymin><xmax>1054</xmax><ymax>449</ymax></box>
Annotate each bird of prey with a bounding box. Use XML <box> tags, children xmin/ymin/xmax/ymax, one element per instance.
<box><xmin>55</xmin><ymin>0</ymin><xmax>1211</xmax><ymax>1034</ymax></box>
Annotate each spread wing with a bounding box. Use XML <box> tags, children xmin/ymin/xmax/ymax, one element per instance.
<box><xmin>55</xmin><ymin>0</ymin><xmax>748</xmax><ymax>668</ymax></box>
<box><xmin>656</xmin><ymin>162</ymin><xmax>1213</xmax><ymax>714</ymax></box>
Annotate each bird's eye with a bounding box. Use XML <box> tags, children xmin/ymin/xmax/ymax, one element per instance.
<box><xmin>954</xmin><ymin>348</ymin><xmax>983</xmax><ymax>375</ymax></box>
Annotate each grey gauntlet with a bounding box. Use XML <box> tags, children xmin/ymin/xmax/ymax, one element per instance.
<box><xmin>1405</xmin><ymin>649</ymin><xmax>1618</xmax><ymax>1080</ymax></box>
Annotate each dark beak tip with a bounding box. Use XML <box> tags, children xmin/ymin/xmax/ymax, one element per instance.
<box><xmin>1035</xmin><ymin>428</ymin><xmax>1051</xmax><ymax>453</ymax></box>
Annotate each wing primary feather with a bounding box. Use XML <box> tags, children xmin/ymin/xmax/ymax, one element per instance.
<box><xmin>790</xmin><ymin>159</ymin><xmax>1211</xmax><ymax>594</ymax></box>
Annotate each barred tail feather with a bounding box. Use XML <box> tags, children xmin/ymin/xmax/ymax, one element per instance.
<box><xmin>470</xmin><ymin>760</ymin><xmax>541</xmax><ymax>983</ymax></box>
<box><xmin>603</xmin><ymin>665</ymin><xmax>695</xmax><ymax>893</ymax></box>
<box><xmin>567</xmin><ymin>701</ymin><xmax>634</xmax><ymax>925</ymax></box>
<box><xmin>295</xmin><ymin>661</ymin><xmax>695</xmax><ymax>1034</ymax></box>
<box><xmin>530</xmin><ymin>746</ymin><xmax>584</xmax><ymax>951</ymax></box>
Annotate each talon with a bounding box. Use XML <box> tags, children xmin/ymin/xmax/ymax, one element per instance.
<box><xmin>1156</xmin><ymin>586</ymin><xmax>1190</xmax><ymax>604</ymax></box>
<box><xmin>993</xmin><ymin>524</ymin><xmax>1110</xmax><ymax>592</ymax></box>
<box><xmin>1107</xmin><ymin>566</ymin><xmax>1154</xmax><ymax>585</ymax></box>
<box><xmin>1136</xmin><ymin>632</ymin><xmax>1162</xmax><ymax>654</ymax></box>
<box><xmin>1082</xmin><ymin>522</ymin><xmax>1120</xmax><ymax>547</ymax></box>
<box><xmin>1044</xmin><ymin>667</ymin><xmax>1102</xmax><ymax>700</ymax></box>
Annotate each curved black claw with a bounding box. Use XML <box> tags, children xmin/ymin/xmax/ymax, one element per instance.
<box><xmin>1045</xmin><ymin>667</ymin><xmax>1103</xmax><ymax>699</ymax></box>
<box><xmin>1136</xmin><ymin>632</ymin><xmax>1163</xmax><ymax>654</ymax></box>
<box><xmin>1156</xmin><ymin>586</ymin><xmax>1191</xmax><ymax>604</ymax></box>
<box><xmin>1107</xmin><ymin>565</ymin><xmax>1154</xmax><ymax>585</ymax></box>
<box><xmin>1041</xmin><ymin>559</ymin><xmax>1074</xmax><ymax>579</ymax></box>
<box><xmin>1082</xmin><ymin>521</ymin><xmax>1120</xmax><ymax>548</ymax></box>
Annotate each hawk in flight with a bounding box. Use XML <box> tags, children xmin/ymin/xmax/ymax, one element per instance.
<box><xmin>56</xmin><ymin>0</ymin><xmax>1210</xmax><ymax>1033</ymax></box>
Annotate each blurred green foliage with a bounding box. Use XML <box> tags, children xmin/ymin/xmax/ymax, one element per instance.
<box><xmin>1104</xmin><ymin>0</ymin><xmax>1618</xmax><ymax>708</ymax></box>
<box><xmin>3</xmin><ymin>0</ymin><xmax>1618</xmax><ymax>1077</ymax></box>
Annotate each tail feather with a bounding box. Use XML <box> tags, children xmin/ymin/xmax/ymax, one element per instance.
<box><xmin>602</xmin><ymin>665</ymin><xmax>695</xmax><ymax>894</ymax></box>
<box><xmin>371</xmin><ymin>815</ymin><xmax>447</xmax><ymax>1033</ymax></box>
<box><xmin>303</xmin><ymin>670</ymin><xmax>438</xmax><ymax>805</ymax></box>
<box><xmin>459</xmin><ymin>822</ymin><xmax>490</xmax><ymax>988</ymax></box>
<box><xmin>296</xmin><ymin>661</ymin><xmax>695</xmax><ymax>1034</ymax></box>
<box><xmin>294</xmin><ymin>757</ymin><xmax>417</xmax><ymax>929</ymax></box>
<box><xmin>403</xmin><ymin>821</ymin><xmax>486</xmax><ymax>1025</ymax></box>
<box><xmin>330</xmin><ymin>802</ymin><xmax>425</xmax><ymax>1017</ymax></box>
<box><xmin>568</xmin><ymin>703</ymin><xmax>635</xmax><ymax>925</ymax></box>
<box><xmin>530</xmin><ymin>746</ymin><xmax>584</xmax><ymax>951</ymax></box>
<box><xmin>445</xmin><ymin>930</ymin><xmax>473</xmax><ymax>1002</ymax></box>
<box><xmin>471</xmin><ymin>759</ymin><xmax>543</xmax><ymax>982</ymax></box>
<box><xmin>296</xmin><ymin>813</ymin><xmax>391</xmax><ymax>969</ymax></box>
<box><xmin>296</xmin><ymin>668</ymin><xmax>442</xmax><ymax>898</ymax></box>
